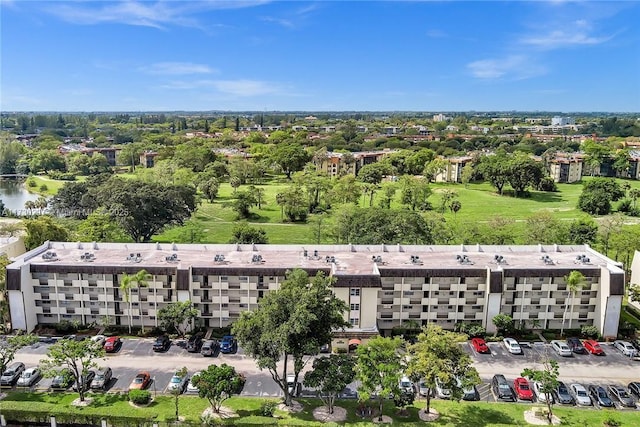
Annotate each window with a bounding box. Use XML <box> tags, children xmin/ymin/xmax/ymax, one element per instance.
<box><xmin>404</xmin><ymin>291</ymin><xmax>414</xmax><ymax>296</ymax></box>
<box><xmin>350</xmin><ymin>303</ymin><xmax>360</xmax><ymax>311</ymax></box>
<box><xmin>349</xmin><ymin>318</ymin><xmax>358</xmax><ymax>326</ymax></box>
<box><xmin>402</xmin><ymin>305</ymin><xmax>412</xmax><ymax>310</ymax></box>
<box><xmin>350</xmin><ymin>288</ymin><xmax>360</xmax><ymax>297</ymax></box>
<box><xmin>220</xmin><ymin>276</ymin><xmax>228</xmax><ymax>281</ymax></box>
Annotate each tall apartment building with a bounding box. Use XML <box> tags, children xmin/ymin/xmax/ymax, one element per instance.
<box><xmin>6</xmin><ymin>243</ymin><xmax>624</xmax><ymax>344</ymax></box>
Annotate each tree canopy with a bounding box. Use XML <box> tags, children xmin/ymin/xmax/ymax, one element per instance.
<box><xmin>192</xmin><ymin>364</ymin><xmax>245</xmax><ymax>414</ymax></box>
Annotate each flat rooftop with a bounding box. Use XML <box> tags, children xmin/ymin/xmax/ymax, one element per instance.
<box><xmin>12</xmin><ymin>242</ymin><xmax>623</xmax><ymax>276</ymax></box>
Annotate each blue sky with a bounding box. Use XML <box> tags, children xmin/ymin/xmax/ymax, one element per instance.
<box><xmin>1</xmin><ymin>1</ymin><xmax>639</xmax><ymax>112</ymax></box>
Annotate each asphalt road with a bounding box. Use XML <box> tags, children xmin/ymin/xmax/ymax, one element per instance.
<box><xmin>4</xmin><ymin>337</ymin><xmax>640</xmax><ymax>411</ymax></box>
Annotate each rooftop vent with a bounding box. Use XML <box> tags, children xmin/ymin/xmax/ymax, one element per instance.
<box><xmin>494</xmin><ymin>254</ymin><xmax>507</xmax><ymax>264</ymax></box>
<box><xmin>42</xmin><ymin>251</ymin><xmax>58</xmax><ymax>261</ymax></box>
<box><xmin>410</xmin><ymin>255</ymin><xmax>423</xmax><ymax>265</ymax></box>
<box><xmin>456</xmin><ymin>254</ymin><xmax>474</xmax><ymax>265</ymax></box>
<box><xmin>165</xmin><ymin>253</ymin><xmax>179</xmax><ymax>263</ymax></box>
<box><xmin>80</xmin><ymin>252</ymin><xmax>95</xmax><ymax>262</ymax></box>
<box><xmin>325</xmin><ymin>255</ymin><xmax>336</xmax><ymax>263</ymax></box>
<box><xmin>213</xmin><ymin>254</ymin><xmax>226</xmax><ymax>263</ymax></box>
<box><xmin>575</xmin><ymin>254</ymin><xmax>591</xmax><ymax>264</ymax></box>
<box><xmin>372</xmin><ymin>255</ymin><xmax>383</xmax><ymax>263</ymax></box>
<box><xmin>126</xmin><ymin>253</ymin><xmax>142</xmax><ymax>263</ymax></box>
<box><xmin>541</xmin><ymin>255</ymin><xmax>555</xmax><ymax>265</ymax></box>
<box><xmin>251</xmin><ymin>254</ymin><xmax>264</xmax><ymax>263</ymax></box>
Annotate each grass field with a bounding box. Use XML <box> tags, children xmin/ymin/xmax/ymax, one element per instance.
<box><xmin>0</xmin><ymin>392</ymin><xmax>635</xmax><ymax>426</ymax></box>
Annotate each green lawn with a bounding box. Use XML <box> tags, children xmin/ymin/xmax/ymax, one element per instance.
<box><xmin>0</xmin><ymin>393</ymin><xmax>636</xmax><ymax>426</ymax></box>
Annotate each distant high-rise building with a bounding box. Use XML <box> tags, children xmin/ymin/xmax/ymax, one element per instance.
<box><xmin>551</xmin><ymin>116</ymin><xmax>575</xmax><ymax>126</ymax></box>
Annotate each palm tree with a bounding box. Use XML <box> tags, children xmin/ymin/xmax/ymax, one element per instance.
<box><xmin>120</xmin><ymin>269</ymin><xmax>151</xmax><ymax>335</ymax></box>
<box><xmin>561</xmin><ymin>271</ymin><xmax>586</xmax><ymax>336</ymax></box>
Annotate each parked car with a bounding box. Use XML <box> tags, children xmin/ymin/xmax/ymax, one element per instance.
<box><xmin>503</xmin><ymin>338</ymin><xmax>522</xmax><ymax>355</ymax></box>
<box><xmin>461</xmin><ymin>383</ymin><xmax>479</xmax><ymax>401</ymax></box>
<box><xmin>418</xmin><ymin>379</ymin><xmax>429</xmax><ymax>397</ymax></box>
<box><xmin>551</xmin><ymin>340</ymin><xmax>573</xmax><ymax>357</ymax></box>
<box><xmin>607</xmin><ymin>385</ymin><xmax>635</xmax><ymax>407</ymax></box>
<box><xmin>104</xmin><ymin>336</ymin><xmax>122</xmax><ymax>353</ymax></box>
<box><xmin>533</xmin><ymin>381</ymin><xmax>554</xmax><ymax>404</ymax></box>
<box><xmin>491</xmin><ymin>374</ymin><xmax>515</xmax><ymax>402</ymax></box>
<box><xmin>167</xmin><ymin>370</ymin><xmax>189</xmax><ymax>393</ymax></box>
<box><xmin>90</xmin><ymin>367</ymin><xmax>113</xmax><ymax>390</ymax></box>
<box><xmin>554</xmin><ymin>381</ymin><xmax>574</xmax><ymax>405</ymax></box>
<box><xmin>16</xmin><ymin>367</ymin><xmax>41</xmax><ymax>387</ymax></box>
<box><xmin>153</xmin><ymin>335</ymin><xmax>170</xmax><ymax>352</ymax></box>
<box><xmin>399</xmin><ymin>376</ymin><xmax>415</xmax><ymax>395</ymax></box>
<box><xmin>51</xmin><ymin>368</ymin><xmax>74</xmax><ymax>390</ymax></box>
<box><xmin>1</xmin><ymin>362</ymin><xmax>25</xmax><ymax>386</ymax></box>
<box><xmin>201</xmin><ymin>339</ymin><xmax>219</xmax><ymax>357</ymax></box>
<box><xmin>186</xmin><ymin>371</ymin><xmax>201</xmax><ymax>394</ymax></box>
<box><xmin>588</xmin><ymin>385</ymin><xmax>614</xmax><ymax>407</ymax></box>
<box><xmin>513</xmin><ymin>377</ymin><xmax>534</xmax><ymax>401</ymax></box>
<box><xmin>583</xmin><ymin>339</ymin><xmax>604</xmax><ymax>355</ymax></box>
<box><xmin>435</xmin><ymin>377</ymin><xmax>451</xmax><ymax>399</ymax></box>
<box><xmin>566</xmin><ymin>337</ymin><xmax>586</xmax><ymax>354</ymax></box>
<box><xmin>570</xmin><ymin>383</ymin><xmax>592</xmax><ymax>406</ymax></box>
<box><xmin>628</xmin><ymin>381</ymin><xmax>640</xmax><ymax>399</ymax></box>
<box><xmin>220</xmin><ymin>335</ymin><xmax>238</xmax><ymax>354</ymax></box>
<box><xmin>72</xmin><ymin>370</ymin><xmax>96</xmax><ymax>392</ymax></box>
<box><xmin>286</xmin><ymin>374</ymin><xmax>301</xmax><ymax>397</ymax></box>
<box><xmin>613</xmin><ymin>340</ymin><xmax>638</xmax><ymax>357</ymax></box>
<box><xmin>186</xmin><ymin>333</ymin><xmax>204</xmax><ymax>353</ymax></box>
<box><xmin>129</xmin><ymin>371</ymin><xmax>151</xmax><ymax>390</ymax></box>
<box><xmin>470</xmin><ymin>337</ymin><xmax>490</xmax><ymax>354</ymax></box>
<box><xmin>90</xmin><ymin>335</ymin><xmax>106</xmax><ymax>346</ymax></box>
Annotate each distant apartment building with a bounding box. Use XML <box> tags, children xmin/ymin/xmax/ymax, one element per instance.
<box><xmin>139</xmin><ymin>151</ymin><xmax>159</xmax><ymax>168</ymax></box>
<box><xmin>433</xmin><ymin>114</ymin><xmax>450</xmax><ymax>122</ymax></box>
<box><xmin>548</xmin><ymin>153</ymin><xmax>583</xmax><ymax>183</ymax></box>
<box><xmin>314</xmin><ymin>150</ymin><xmax>396</xmax><ymax>178</ymax></box>
<box><xmin>551</xmin><ymin>116</ymin><xmax>576</xmax><ymax>126</ymax></box>
<box><xmin>57</xmin><ymin>144</ymin><xmax>119</xmax><ymax>167</ymax></box>
<box><xmin>434</xmin><ymin>156</ymin><xmax>473</xmax><ymax>183</ymax></box>
<box><xmin>6</xmin><ymin>243</ymin><xmax>624</xmax><ymax>341</ymax></box>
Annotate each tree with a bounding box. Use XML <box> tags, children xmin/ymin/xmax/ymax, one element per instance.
<box><xmin>303</xmin><ymin>354</ymin><xmax>356</xmax><ymax>415</ymax></box>
<box><xmin>198</xmin><ymin>177</ymin><xmax>219</xmax><ymax>203</ymax></box>
<box><xmin>561</xmin><ymin>271</ymin><xmax>586</xmax><ymax>336</ymax></box>
<box><xmin>423</xmin><ymin>158</ymin><xmax>449</xmax><ymax>182</ymax></box>
<box><xmin>40</xmin><ymin>338</ymin><xmax>105</xmax><ymax>402</ymax></box>
<box><xmin>175</xmin><ymin>219</ymin><xmax>205</xmax><ymax>244</ymax></box>
<box><xmin>525</xmin><ymin>211</ymin><xmax>568</xmax><ymax>244</ymax></box>
<box><xmin>0</xmin><ymin>334</ymin><xmax>38</xmax><ymax>376</ymax></box>
<box><xmin>76</xmin><ymin>208</ymin><xmax>126</xmax><ymax>242</ymax></box>
<box><xmin>192</xmin><ymin>364</ymin><xmax>245</xmax><ymax>414</ymax></box>
<box><xmin>567</xmin><ymin>217</ymin><xmax>598</xmax><ymax>245</ymax></box>
<box><xmin>521</xmin><ymin>358</ymin><xmax>560</xmax><ymax>425</ymax></box>
<box><xmin>0</xmin><ymin>254</ymin><xmax>11</xmax><ymax>328</ymax></box>
<box><xmin>355</xmin><ymin>336</ymin><xmax>404</xmax><ymax>422</ymax></box>
<box><xmin>578</xmin><ymin>178</ymin><xmax>625</xmax><ymax>215</ymax></box>
<box><xmin>399</xmin><ymin>176</ymin><xmax>432</xmax><ymax>211</ymax></box>
<box><xmin>357</xmin><ymin>162</ymin><xmax>392</xmax><ymax>185</ymax></box>
<box><xmin>233</xmin><ymin>269</ymin><xmax>349</xmax><ymax>407</ymax></box>
<box><xmin>24</xmin><ymin>216</ymin><xmax>70</xmax><ymax>250</ymax></box>
<box><xmin>460</xmin><ymin>163</ymin><xmax>474</xmax><ymax>188</ymax></box>
<box><xmin>158</xmin><ymin>301</ymin><xmax>198</xmax><ymax>338</ymax></box>
<box><xmin>95</xmin><ymin>178</ymin><xmax>197</xmax><ymax>242</ymax></box>
<box><xmin>231</xmin><ymin>190</ymin><xmax>256</xmax><ymax>219</ymax></box>
<box><xmin>170</xmin><ymin>366</ymin><xmax>188</xmax><ymax>421</ymax></box>
<box><xmin>229</xmin><ymin>223</ymin><xmax>268</xmax><ymax>244</ymax></box>
<box><xmin>629</xmin><ymin>283</ymin><xmax>640</xmax><ymax>304</ymax></box>
<box><xmin>29</xmin><ymin>150</ymin><xmax>66</xmax><ymax>174</ymax></box>
<box><xmin>120</xmin><ymin>269</ymin><xmax>151</xmax><ymax>335</ymax></box>
<box><xmin>506</xmin><ymin>153</ymin><xmax>544</xmax><ymax>197</ymax></box>
<box><xmin>492</xmin><ymin>313</ymin><xmax>513</xmax><ymax>335</ymax></box>
<box><xmin>479</xmin><ymin>152</ymin><xmax>509</xmax><ymax>195</ymax></box>
<box><xmin>50</xmin><ymin>181</ymin><xmax>96</xmax><ymax>219</ymax></box>
<box><xmin>407</xmin><ymin>325</ymin><xmax>480</xmax><ymax>415</ymax></box>
<box><xmin>270</xmin><ymin>144</ymin><xmax>311</xmax><ymax>179</ymax></box>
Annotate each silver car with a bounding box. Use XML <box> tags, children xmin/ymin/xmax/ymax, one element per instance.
<box><xmin>167</xmin><ymin>371</ymin><xmax>189</xmax><ymax>394</ymax></box>
<box><xmin>570</xmin><ymin>383</ymin><xmax>592</xmax><ymax>406</ymax></box>
<box><xmin>1</xmin><ymin>362</ymin><xmax>25</xmax><ymax>386</ymax></box>
<box><xmin>16</xmin><ymin>367</ymin><xmax>41</xmax><ymax>387</ymax></box>
<box><xmin>550</xmin><ymin>340</ymin><xmax>573</xmax><ymax>357</ymax></box>
<box><xmin>613</xmin><ymin>341</ymin><xmax>638</xmax><ymax>357</ymax></box>
<box><xmin>90</xmin><ymin>367</ymin><xmax>113</xmax><ymax>390</ymax></box>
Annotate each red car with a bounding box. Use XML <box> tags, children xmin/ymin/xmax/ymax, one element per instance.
<box><xmin>104</xmin><ymin>336</ymin><xmax>122</xmax><ymax>353</ymax></box>
<box><xmin>129</xmin><ymin>371</ymin><xmax>151</xmax><ymax>390</ymax></box>
<box><xmin>513</xmin><ymin>377</ymin><xmax>534</xmax><ymax>401</ymax></box>
<box><xmin>583</xmin><ymin>339</ymin><xmax>604</xmax><ymax>355</ymax></box>
<box><xmin>470</xmin><ymin>337</ymin><xmax>490</xmax><ymax>354</ymax></box>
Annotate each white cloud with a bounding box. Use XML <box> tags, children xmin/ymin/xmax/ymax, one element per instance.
<box><xmin>521</xmin><ymin>29</ymin><xmax>613</xmax><ymax>49</ymax></box>
<box><xmin>141</xmin><ymin>62</ymin><xmax>216</xmax><ymax>75</ymax></box>
<box><xmin>212</xmin><ymin>80</ymin><xmax>280</xmax><ymax>97</ymax></box>
<box><xmin>467</xmin><ymin>55</ymin><xmax>546</xmax><ymax>80</ymax></box>
<box><xmin>45</xmin><ymin>1</ymin><xmax>271</xmax><ymax>29</ymax></box>
<box><xmin>260</xmin><ymin>16</ymin><xmax>295</xmax><ymax>29</ymax></box>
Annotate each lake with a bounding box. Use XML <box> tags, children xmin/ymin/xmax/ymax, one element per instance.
<box><xmin>0</xmin><ymin>180</ymin><xmax>41</xmax><ymax>213</ymax></box>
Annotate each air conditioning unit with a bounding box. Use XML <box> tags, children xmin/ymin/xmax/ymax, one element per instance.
<box><xmin>383</xmin><ymin>304</ymin><xmax>393</xmax><ymax>309</ymax></box>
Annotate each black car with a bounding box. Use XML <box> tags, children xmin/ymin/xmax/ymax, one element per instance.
<box><xmin>153</xmin><ymin>335</ymin><xmax>171</xmax><ymax>352</ymax></box>
<box><xmin>628</xmin><ymin>382</ymin><xmax>640</xmax><ymax>399</ymax></box>
<box><xmin>72</xmin><ymin>371</ymin><xmax>96</xmax><ymax>392</ymax></box>
<box><xmin>491</xmin><ymin>374</ymin><xmax>515</xmax><ymax>402</ymax></box>
<box><xmin>186</xmin><ymin>333</ymin><xmax>204</xmax><ymax>353</ymax></box>
<box><xmin>220</xmin><ymin>335</ymin><xmax>238</xmax><ymax>354</ymax></box>
<box><xmin>51</xmin><ymin>369</ymin><xmax>74</xmax><ymax>390</ymax></box>
<box><xmin>566</xmin><ymin>337</ymin><xmax>586</xmax><ymax>354</ymax></box>
<box><xmin>607</xmin><ymin>385</ymin><xmax>635</xmax><ymax>407</ymax></box>
<box><xmin>588</xmin><ymin>385</ymin><xmax>614</xmax><ymax>408</ymax></box>
<box><xmin>554</xmin><ymin>381</ymin><xmax>574</xmax><ymax>405</ymax></box>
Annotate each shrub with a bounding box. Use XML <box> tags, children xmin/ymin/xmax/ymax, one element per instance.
<box><xmin>259</xmin><ymin>400</ymin><xmax>277</xmax><ymax>417</ymax></box>
<box><xmin>467</xmin><ymin>325</ymin><xmax>486</xmax><ymax>338</ymax></box>
<box><xmin>48</xmin><ymin>171</ymin><xmax>77</xmax><ymax>181</ymax></box>
<box><xmin>54</xmin><ymin>320</ymin><xmax>78</xmax><ymax>334</ymax></box>
<box><xmin>39</xmin><ymin>184</ymin><xmax>48</xmax><ymax>192</ymax></box>
<box><xmin>581</xmin><ymin>325</ymin><xmax>599</xmax><ymax>339</ymax></box>
<box><xmin>27</xmin><ymin>178</ymin><xmax>37</xmax><ymax>188</ymax></box>
<box><xmin>128</xmin><ymin>389</ymin><xmax>151</xmax><ymax>405</ymax></box>
<box><xmin>603</xmin><ymin>415</ymin><xmax>621</xmax><ymax>427</ymax></box>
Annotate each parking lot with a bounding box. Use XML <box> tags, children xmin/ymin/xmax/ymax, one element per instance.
<box><xmin>3</xmin><ymin>337</ymin><xmax>640</xmax><ymax>410</ymax></box>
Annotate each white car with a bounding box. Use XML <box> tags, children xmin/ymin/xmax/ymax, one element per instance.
<box><xmin>550</xmin><ymin>340</ymin><xmax>573</xmax><ymax>357</ymax></box>
<box><xmin>435</xmin><ymin>378</ymin><xmax>451</xmax><ymax>399</ymax></box>
<box><xmin>533</xmin><ymin>381</ymin><xmax>554</xmax><ymax>403</ymax></box>
<box><xmin>613</xmin><ymin>340</ymin><xmax>638</xmax><ymax>357</ymax></box>
<box><xmin>399</xmin><ymin>376</ymin><xmax>414</xmax><ymax>394</ymax></box>
<box><xmin>90</xmin><ymin>335</ymin><xmax>106</xmax><ymax>346</ymax></box>
<box><xmin>167</xmin><ymin>371</ymin><xmax>189</xmax><ymax>394</ymax></box>
<box><xmin>570</xmin><ymin>383</ymin><xmax>592</xmax><ymax>406</ymax></box>
<box><xmin>185</xmin><ymin>371</ymin><xmax>201</xmax><ymax>394</ymax></box>
<box><xmin>503</xmin><ymin>338</ymin><xmax>522</xmax><ymax>355</ymax></box>
<box><xmin>418</xmin><ymin>379</ymin><xmax>429</xmax><ymax>397</ymax></box>
<box><xmin>16</xmin><ymin>367</ymin><xmax>41</xmax><ymax>387</ymax></box>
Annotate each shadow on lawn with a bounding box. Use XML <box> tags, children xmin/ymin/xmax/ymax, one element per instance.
<box><xmin>438</xmin><ymin>404</ymin><xmax>517</xmax><ymax>426</ymax></box>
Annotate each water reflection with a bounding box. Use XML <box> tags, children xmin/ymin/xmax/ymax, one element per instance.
<box><xmin>0</xmin><ymin>180</ymin><xmax>41</xmax><ymax>212</ymax></box>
